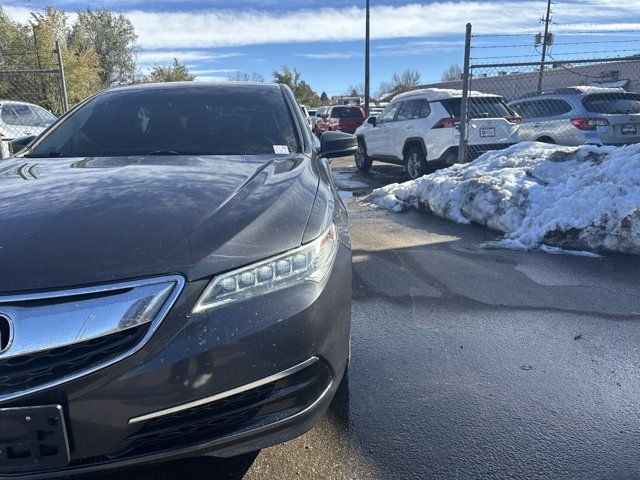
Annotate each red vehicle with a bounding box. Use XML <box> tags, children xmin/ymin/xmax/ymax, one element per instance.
<box><xmin>315</xmin><ymin>105</ymin><xmax>365</xmax><ymax>136</ymax></box>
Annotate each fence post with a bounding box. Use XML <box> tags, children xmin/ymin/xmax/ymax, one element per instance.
<box><xmin>55</xmin><ymin>40</ymin><xmax>69</xmax><ymax>113</ymax></box>
<box><xmin>458</xmin><ymin>23</ymin><xmax>472</xmax><ymax>164</ymax></box>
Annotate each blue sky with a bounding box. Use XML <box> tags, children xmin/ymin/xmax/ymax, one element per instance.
<box><xmin>4</xmin><ymin>0</ymin><xmax>640</xmax><ymax>96</ymax></box>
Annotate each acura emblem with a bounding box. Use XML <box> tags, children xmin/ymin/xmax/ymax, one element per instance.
<box><xmin>0</xmin><ymin>314</ymin><xmax>11</xmax><ymax>354</ymax></box>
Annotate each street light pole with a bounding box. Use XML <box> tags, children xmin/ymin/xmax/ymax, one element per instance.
<box><xmin>364</xmin><ymin>0</ymin><xmax>370</xmax><ymax>117</ymax></box>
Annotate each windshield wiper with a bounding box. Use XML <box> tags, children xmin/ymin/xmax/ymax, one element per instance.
<box><xmin>23</xmin><ymin>151</ymin><xmax>75</xmax><ymax>158</ymax></box>
<box><xmin>146</xmin><ymin>150</ymin><xmax>236</xmax><ymax>156</ymax></box>
<box><xmin>146</xmin><ymin>150</ymin><xmax>207</xmax><ymax>156</ymax></box>
<box><xmin>147</xmin><ymin>150</ymin><xmax>181</xmax><ymax>155</ymax></box>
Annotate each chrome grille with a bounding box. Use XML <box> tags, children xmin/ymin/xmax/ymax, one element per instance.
<box><xmin>0</xmin><ymin>275</ymin><xmax>184</xmax><ymax>403</ymax></box>
<box><xmin>0</xmin><ymin>325</ymin><xmax>147</xmax><ymax>394</ymax></box>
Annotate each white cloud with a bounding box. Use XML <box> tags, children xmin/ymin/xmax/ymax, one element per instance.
<box><xmin>136</xmin><ymin>50</ymin><xmax>244</xmax><ymax>65</ymax></box>
<box><xmin>5</xmin><ymin>1</ymin><xmax>640</xmax><ymax>51</ymax></box>
<box><xmin>1</xmin><ymin>5</ymin><xmax>34</xmax><ymax>23</ymax></box>
<box><xmin>295</xmin><ymin>52</ymin><xmax>360</xmax><ymax>60</ymax></box>
<box><xmin>190</xmin><ymin>68</ymin><xmax>239</xmax><ymax>74</ymax></box>
<box><xmin>123</xmin><ymin>1</ymin><xmax>640</xmax><ymax>49</ymax></box>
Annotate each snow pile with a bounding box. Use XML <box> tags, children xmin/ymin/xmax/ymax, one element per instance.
<box><xmin>365</xmin><ymin>142</ymin><xmax>640</xmax><ymax>255</ymax></box>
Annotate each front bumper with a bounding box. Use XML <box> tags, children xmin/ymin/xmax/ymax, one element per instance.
<box><xmin>0</xmin><ymin>244</ymin><xmax>351</xmax><ymax>478</ymax></box>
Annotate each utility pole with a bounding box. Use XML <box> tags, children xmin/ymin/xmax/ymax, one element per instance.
<box><xmin>364</xmin><ymin>0</ymin><xmax>370</xmax><ymax>117</ymax></box>
<box><xmin>537</xmin><ymin>0</ymin><xmax>553</xmax><ymax>93</ymax></box>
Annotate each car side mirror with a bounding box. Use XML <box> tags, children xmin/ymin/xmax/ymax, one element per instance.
<box><xmin>8</xmin><ymin>135</ymin><xmax>37</xmax><ymax>156</ymax></box>
<box><xmin>367</xmin><ymin>116</ymin><xmax>377</xmax><ymax>126</ymax></box>
<box><xmin>319</xmin><ymin>131</ymin><xmax>358</xmax><ymax>159</ymax></box>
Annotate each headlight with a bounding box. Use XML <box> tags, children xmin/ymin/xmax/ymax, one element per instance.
<box><xmin>192</xmin><ymin>224</ymin><xmax>338</xmax><ymax>313</ymax></box>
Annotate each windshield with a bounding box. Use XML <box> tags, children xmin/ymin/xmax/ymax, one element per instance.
<box><xmin>26</xmin><ymin>86</ymin><xmax>300</xmax><ymax>157</ymax></box>
<box><xmin>331</xmin><ymin>107</ymin><xmax>364</xmax><ymax>119</ymax></box>
<box><xmin>582</xmin><ymin>92</ymin><xmax>640</xmax><ymax>114</ymax></box>
<box><xmin>1</xmin><ymin>103</ymin><xmax>56</xmax><ymax>127</ymax></box>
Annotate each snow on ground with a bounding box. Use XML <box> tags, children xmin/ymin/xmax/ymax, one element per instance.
<box><xmin>365</xmin><ymin>142</ymin><xmax>640</xmax><ymax>255</ymax></box>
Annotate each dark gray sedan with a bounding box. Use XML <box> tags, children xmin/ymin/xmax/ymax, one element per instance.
<box><xmin>0</xmin><ymin>82</ymin><xmax>355</xmax><ymax>478</ymax></box>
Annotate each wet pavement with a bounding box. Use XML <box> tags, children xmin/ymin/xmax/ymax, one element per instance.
<box><xmin>87</xmin><ymin>158</ymin><xmax>640</xmax><ymax>479</ymax></box>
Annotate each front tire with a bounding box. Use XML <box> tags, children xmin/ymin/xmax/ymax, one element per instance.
<box><xmin>404</xmin><ymin>146</ymin><xmax>428</xmax><ymax>180</ymax></box>
<box><xmin>355</xmin><ymin>138</ymin><xmax>373</xmax><ymax>172</ymax></box>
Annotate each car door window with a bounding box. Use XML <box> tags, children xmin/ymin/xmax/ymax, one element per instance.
<box><xmin>511</xmin><ymin>101</ymin><xmax>540</xmax><ymax>119</ymax></box>
<box><xmin>377</xmin><ymin>103</ymin><xmax>400</xmax><ymax>125</ymax></box>
<box><xmin>418</xmin><ymin>100</ymin><xmax>431</xmax><ymax>118</ymax></box>
<box><xmin>546</xmin><ymin>99</ymin><xmax>572</xmax><ymax>116</ymax></box>
<box><xmin>396</xmin><ymin>100</ymin><xmax>421</xmax><ymax>122</ymax></box>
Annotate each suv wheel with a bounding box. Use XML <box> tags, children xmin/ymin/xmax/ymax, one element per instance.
<box><xmin>404</xmin><ymin>146</ymin><xmax>427</xmax><ymax>180</ymax></box>
<box><xmin>355</xmin><ymin>139</ymin><xmax>373</xmax><ymax>172</ymax></box>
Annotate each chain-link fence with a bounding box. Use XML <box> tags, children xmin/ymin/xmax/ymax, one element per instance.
<box><xmin>458</xmin><ymin>26</ymin><xmax>640</xmax><ymax>161</ymax></box>
<box><xmin>0</xmin><ymin>42</ymin><xmax>68</xmax><ymax>159</ymax></box>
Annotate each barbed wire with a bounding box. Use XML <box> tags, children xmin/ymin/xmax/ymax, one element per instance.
<box><xmin>473</xmin><ymin>29</ymin><xmax>640</xmax><ymax>39</ymax></box>
<box><xmin>0</xmin><ymin>51</ymin><xmax>42</xmax><ymax>57</ymax></box>
<box><xmin>472</xmin><ymin>38</ymin><xmax>640</xmax><ymax>50</ymax></box>
<box><xmin>473</xmin><ymin>48</ymin><xmax>640</xmax><ymax>61</ymax></box>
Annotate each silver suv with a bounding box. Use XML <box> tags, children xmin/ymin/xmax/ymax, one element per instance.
<box><xmin>508</xmin><ymin>86</ymin><xmax>640</xmax><ymax>146</ymax></box>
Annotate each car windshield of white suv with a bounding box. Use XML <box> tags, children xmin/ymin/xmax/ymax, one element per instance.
<box><xmin>25</xmin><ymin>86</ymin><xmax>300</xmax><ymax>158</ymax></box>
<box><xmin>582</xmin><ymin>93</ymin><xmax>640</xmax><ymax>114</ymax></box>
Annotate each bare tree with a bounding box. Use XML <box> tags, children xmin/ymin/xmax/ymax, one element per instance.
<box><xmin>227</xmin><ymin>71</ymin><xmax>265</xmax><ymax>82</ymax></box>
<box><xmin>390</xmin><ymin>69</ymin><xmax>422</xmax><ymax>94</ymax></box>
<box><xmin>441</xmin><ymin>64</ymin><xmax>462</xmax><ymax>81</ymax></box>
<box><xmin>375</xmin><ymin>80</ymin><xmax>395</xmax><ymax>99</ymax></box>
<box><xmin>344</xmin><ymin>83</ymin><xmax>364</xmax><ymax>96</ymax></box>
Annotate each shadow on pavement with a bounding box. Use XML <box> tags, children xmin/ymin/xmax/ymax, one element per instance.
<box><xmin>72</xmin><ymin>452</ymin><xmax>259</xmax><ymax>480</ymax></box>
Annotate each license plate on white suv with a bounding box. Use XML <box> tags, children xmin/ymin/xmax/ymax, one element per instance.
<box><xmin>479</xmin><ymin>127</ymin><xmax>495</xmax><ymax>138</ymax></box>
<box><xmin>621</xmin><ymin>124</ymin><xmax>637</xmax><ymax>135</ymax></box>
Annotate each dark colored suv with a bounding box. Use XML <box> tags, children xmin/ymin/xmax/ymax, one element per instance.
<box><xmin>315</xmin><ymin>105</ymin><xmax>365</xmax><ymax>136</ymax></box>
<box><xmin>0</xmin><ymin>82</ymin><xmax>356</xmax><ymax>478</ymax></box>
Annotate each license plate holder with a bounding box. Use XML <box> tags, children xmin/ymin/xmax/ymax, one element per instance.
<box><xmin>0</xmin><ymin>405</ymin><xmax>70</xmax><ymax>474</ymax></box>
<box><xmin>621</xmin><ymin>124</ymin><xmax>637</xmax><ymax>135</ymax></box>
<box><xmin>480</xmin><ymin>127</ymin><xmax>495</xmax><ymax>137</ymax></box>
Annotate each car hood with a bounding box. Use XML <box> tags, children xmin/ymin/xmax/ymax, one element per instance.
<box><xmin>0</xmin><ymin>154</ymin><xmax>318</xmax><ymax>293</ymax></box>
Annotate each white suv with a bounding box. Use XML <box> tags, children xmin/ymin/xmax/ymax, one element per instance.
<box><xmin>508</xmin><ymin>86</ymin><xmax>640</xmax><ymax>146</ymax></box>
<box><xmin>354</xmin><ymin>88</ymin><xmax>519</xmax><ymax>179</ymax></box>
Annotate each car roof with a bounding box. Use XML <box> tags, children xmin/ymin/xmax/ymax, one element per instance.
<box><xmin>106</xmin><ymin>81</ymin><xmax>283</xmax><ymax>93</ymax></box>
<box><xmin>391</xmin><ymin>88</ymin><xmax>500</xmax><ymax>103</ymax></box>
<box><xmin>0</xmin><ymin>99</ymin><xmax>43</xmax><ymax>107</ymax></box>
<box><xmin>510</xmin><ymin>85</ymin><xmax>627</xmax><ymax>102</ymax></box>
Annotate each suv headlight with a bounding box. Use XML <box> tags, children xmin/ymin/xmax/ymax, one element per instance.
<box><xmin>192</xmin><ymin>224</ymin><xmax>338</xmax><ymax>314</ymax></box>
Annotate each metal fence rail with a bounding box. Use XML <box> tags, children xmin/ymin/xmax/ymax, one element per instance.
<box><xmin>459</xmin><ymin>24</ymin><xmax>640</xmax><ymax>161</ymax></box>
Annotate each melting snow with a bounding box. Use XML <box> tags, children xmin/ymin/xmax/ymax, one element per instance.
<box><xmin>365</xmin><ymin>142</ymin><xmax>640</xmax><ymax>255</ymax></box>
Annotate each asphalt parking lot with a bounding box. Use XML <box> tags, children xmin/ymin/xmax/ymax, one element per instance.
<box><xmin>91</xmin><ymin>157</ymin><xmax>640</xmax><ymax>480</ymax></box>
